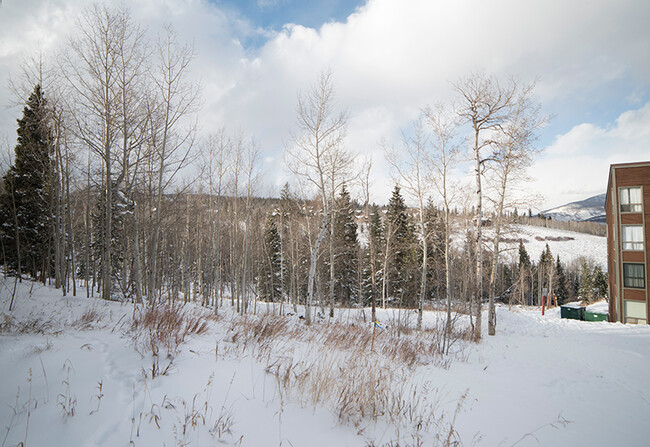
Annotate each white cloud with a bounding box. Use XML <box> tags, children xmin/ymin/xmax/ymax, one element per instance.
<box><xmin>531</xmin><ymin>101</ymin><xmax>650</xmax><ymax>210</ymax></box>
<box><xmin>215</xmin><ymin>0</ymin><xmax>650</xmax><ymax>202</ymax></box>
<box><xmin>1</xmin><ymin>0</ymin><xmax>649</xmax><ymax>205</ymax></box>
<box><xmin>611</xmin><ymin>102</ymin><xmax>650</xmax><ymax>139</ymax></box>
<box><xmin>544</xmin><ymin>124</ymin><xmax>606</xmax><ymax>156</ymax></box>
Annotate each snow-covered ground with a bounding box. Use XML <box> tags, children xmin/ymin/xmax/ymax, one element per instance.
<box><xmin>2</xmin><ymin>280</ymin><xmax>649</xmax><ymax>446</ymax></box>
<box><xmin>494</xmin><ymin>224</ymin><xmax>607</xmax><ymax>268</ymax></box>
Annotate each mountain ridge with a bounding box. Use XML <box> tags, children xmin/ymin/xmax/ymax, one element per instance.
<box><xmin>541</xmin><ymin>193</ymin><xmax>606</xmax><ymax>223</ymax></box>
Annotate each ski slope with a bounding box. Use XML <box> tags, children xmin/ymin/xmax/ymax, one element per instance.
<box><xmin>492</xmin><ymin>224</ymin><xmax>607</xmax><ymax>268</ymax></box>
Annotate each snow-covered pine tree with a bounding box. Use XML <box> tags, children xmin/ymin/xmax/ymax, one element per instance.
<box><xmin>593</xmin><ymin>265</ymin><xmax>608</xmax><ymax>301</ymax></box>
<box><xmin>578</xmin><ymin>260</ymin><xmax>594</xmax><ymax>303</ymax></box>
<box><xmin>0</xmin><ymin>85</ymin><xmax>53</xmax><ymax>279</ymax></box>
<box><xmin>260</xmin><ymin>212</ymin><xmax>283</xmax><ymax>302</ymax></box>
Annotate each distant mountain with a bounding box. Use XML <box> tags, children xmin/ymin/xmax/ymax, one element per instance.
<box><xmin>541</xmin><ymin>193</ymin><xmax>606</xmax><ymax>223</ymax></box>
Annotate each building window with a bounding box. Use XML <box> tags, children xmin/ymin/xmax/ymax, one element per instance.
<box><xmin>622</xmin><ymin>225</ymin><xmax>644</xmax><ymax>251</ymax></box>
<box><xmin>620</xmin><ymin>187</ymin><xmax>642</xmax><ymax>213</ymax></box>
<box><xmin>623</xmin><ymin>263</ymin><xmax>645</xmax><ymax>289</ymax></box>
<box><xmin>624</xmin><ymin>300</ymin><xmax>647</xmax><ymax>325</ymax></box>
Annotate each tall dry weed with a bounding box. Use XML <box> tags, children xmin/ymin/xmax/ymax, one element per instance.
<box><xmin>130</xmin><ymin>304</ymin><xmax>215</xmax><ymax>377</ymax></box>
<box><xmin>217</xmin><ymin>308</ymin><xmax>474</xmax><ymax>444</ymax></box>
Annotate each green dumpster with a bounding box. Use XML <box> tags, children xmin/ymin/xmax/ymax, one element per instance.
<box><xmin>584</xmin><ymin>311</ymin><xmax>608</xmax><ymax>322</ymax></box>
<box><xmin>561</xmin><ymin>305</ymin><xmax>585</xmax><ymax>320</ymax></box>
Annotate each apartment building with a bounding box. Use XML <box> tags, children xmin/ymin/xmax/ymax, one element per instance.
<box><xmin>606</xmin><ymin>161</ymin><xmax>650</xmax><ymax>324</ymax></box>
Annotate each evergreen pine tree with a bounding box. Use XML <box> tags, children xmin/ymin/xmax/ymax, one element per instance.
<box><xmin>518</xmin><ymin>240</ymin><xmax>531</xmax><ymax>268</ymax></box>
<box><xmin>368</xmin><ymin>204</ymin><xmax>383</xmax><ymax>254</ymax></box>
<box><xmin>424</xmin><ymin>200</ymin><xmax>445</xmax><ymax>299</ymax></box>
<box><xmin>543</xmin><ymin>244</ymin><xmax>552</xmax><ymax>265</ymax></box>
<box><xmin>384</xmin><ymin>185</ymin><xmax>416</xmax><ymax>306</ymax></box>
<box><xmin>555</xmin><ymin>255</ymin><xmax>569</xmax><ymax>304</ymax></box>
<box><xmin>578</xmin><ymin>260</ymin><xmax>594</xmax><ymax>303</ymax></box>
<box><xmin>332</xmin><ymin>185</ymin><xmax>359</xmax><ymax>306</ymax></box>
<box><xmin>0</xmin><ymin>85</ymin><xmax>53</xmax><ymax>278</ymax></box>
<box><xmin>538</xmin><ymin>243</ymin><xmax>552</xmax><ymax>290</ymax></box>
<box><xmin>593</xmin><ymin>265</ymin><xmax>608</xmax><ymax>300</ymax></box>
<box><xmin>517</xmin><ymin>240</ymin><xmax>531</xmax><ymax>304</ymax></box>
<box><xmin>359</xmin><ymin>248</ymin><xmax>373</xmax><ymax>306</ymax></box>
<box><xmin>260</xmin><ymin>213</ymin><xmax>282</xmax><ymax>302</ymax></box>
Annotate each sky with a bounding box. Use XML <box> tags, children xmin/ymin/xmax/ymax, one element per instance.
<box><xmin>0</xmin><ymin>0</ymin><xmax>649</xmax><ymax>210</ymax></box>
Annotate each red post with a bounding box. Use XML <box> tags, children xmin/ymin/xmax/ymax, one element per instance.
<box><xmin>542</xmin><ymin>295</ymin><xmax>546</xmax><ymax>315</ymax></box>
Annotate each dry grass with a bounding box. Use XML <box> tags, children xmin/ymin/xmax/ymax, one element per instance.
<box><xmin>130</xmin><ymin>304</ymin><xmax>213</xmax><ymax>354</ymax></box>
<box><xmin>423</xmin><ymin>301</ymin><xmax>472</xmax><ymax>316</ymax></box>
<box><xmin>29</xmin><ymin>339</ymin><xmax>53</xmax><ymax>355</ymax></box>
<box><xmin>1</xmin><ymin>304</ymin><xmax>106</xmax><ymax>335</ymax></box>
<box><xmin>0</xmin><ymin>312</ymin><xmax>57</xmax><ymax>334</ymax></box>
<box><xmin>215</xmin><ymin>309</ymin><xmax>474</xmax><ymax>445</ymax></box>
<box><xmin>73</xmin><ymin>308</ymin><xmax>104</xmax><ymax>330</ymax></box>
<box><xmin>129</xmin><ymin>304</ymin><xmax>216</xmax><ymax>378</ymax></box>
<box><xmin>229</xmin><ymin>312</ymin><xmax>472</xmax><ymax>369</ymax></box>
<box><xmin>261</xmin><ymin>341</ymin><xmax>469</xmax><ymax>446</ymax></box>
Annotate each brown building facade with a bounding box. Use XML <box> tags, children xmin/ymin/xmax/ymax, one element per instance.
<box><xmin>606</xmin><ymin>161</ymin><xmax>650</xmax><ymax>324</ymax></box>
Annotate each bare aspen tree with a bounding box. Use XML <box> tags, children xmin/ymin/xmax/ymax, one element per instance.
<box><xmin>60</xmin><ymin>5</ymin><xmax>128</xmax><ymax>300</ymax></box>
<box><xmin>455</xmin><ymin>74</ymin><xmax>516</xmax><ymax>340</ymax></box>
<box><xmin>147</xmin><ymin>23</ymin><xmax>199</xmax><ymax>305</ymax></box>
<box><xmin>62</xmin><ymin>129</ymin><xmax>76</xmax><ymax>296</ymax></box>
<box><xmin>385</xmin><ymin>118</ymin><xmax>431</xmax><ymax>330</ymax></box>
<box><xmin>85</xmin><ymin>149</ymin><xmax>92</xmax><ymax>296</ymax></box>
<box><xmin>113</xmin><ymin>15</ymin><xmax>148</xmax><ymax>304</ymax></box>
<box><xmin>222</xmin><ymin>132</ymin><xmax>261</xmax><ymax>314</ymax></box>
<box><xmin>485</xmin><ymin>81</ymin><xmax>545</xmax><ymax>335</ymax></box>
<box><xmin>328</xmin><ymin>194</ymin><xmax>338</xmax><ymax>317</ymax></box>
<box><xmin>229</xmin><ymin>133</ymin><xmax>244</xmax><ymax>312</ymax></box>
<box><xmin>52</xmin><ymin>108</ymin><xmax>65</xmax><ymax>291</ymax></box>
<box><xmin>381</xmin><ymin>212</ymin><xmax>398</xmax><ymax>310</ymax></box>
<box><xmin>285</xmin><ymin>70</ymin><xmax>350</xmax><ymax>324</ymax></box>
<box><xmin>241</xmin><ymin>140</ymin><xmax>262</xmax><ymax>314</ymax></box>
<box><xmin>424</xmin><ymin>104</ymin><xmax>461</xmax><ymax>352</ymax></box>
<box><xmin>202</xmin><ymin>130</ymin><xmax>230</xmax><ymax>311</ymax></box>
<box><xmin>278</xmin><ymin>182</ymin><xmax>301</xmax><ymax>313</ymax></box>
<box><xmin>361</xmin><ymin>159</ymin><xmax>378</xmax><ymax>323</ymax></box>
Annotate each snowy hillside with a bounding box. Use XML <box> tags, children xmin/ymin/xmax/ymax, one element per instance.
<box><xmin>3</xmin><ymin>280</ymin><xmax>650</xmax><ymax>446</ymax></box>
<box><xmin>497</xmin><ymin>224</ymin><xmax>607</xmax><ymax>268</ymax></box>
<box><xmin>541</xmin><ymin>193</ymin><xmax>606</xmax><ymax>223</ymax></box>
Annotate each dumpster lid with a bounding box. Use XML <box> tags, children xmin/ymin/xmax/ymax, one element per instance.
<box><xmin>586</xmin><ymin>300</ymin><xmax>609</xmax><ymax>315</ymax></box>
<box><xmin>562</xmin><ymin>302</ymin><xmax>585</xmax><ymax>309</ymax></box>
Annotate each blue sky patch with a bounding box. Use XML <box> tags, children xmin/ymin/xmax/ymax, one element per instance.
<box><xmin>210</xmin><ymin>0</ymin><xmax>365</xmax><ymax>32</ymax></box>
